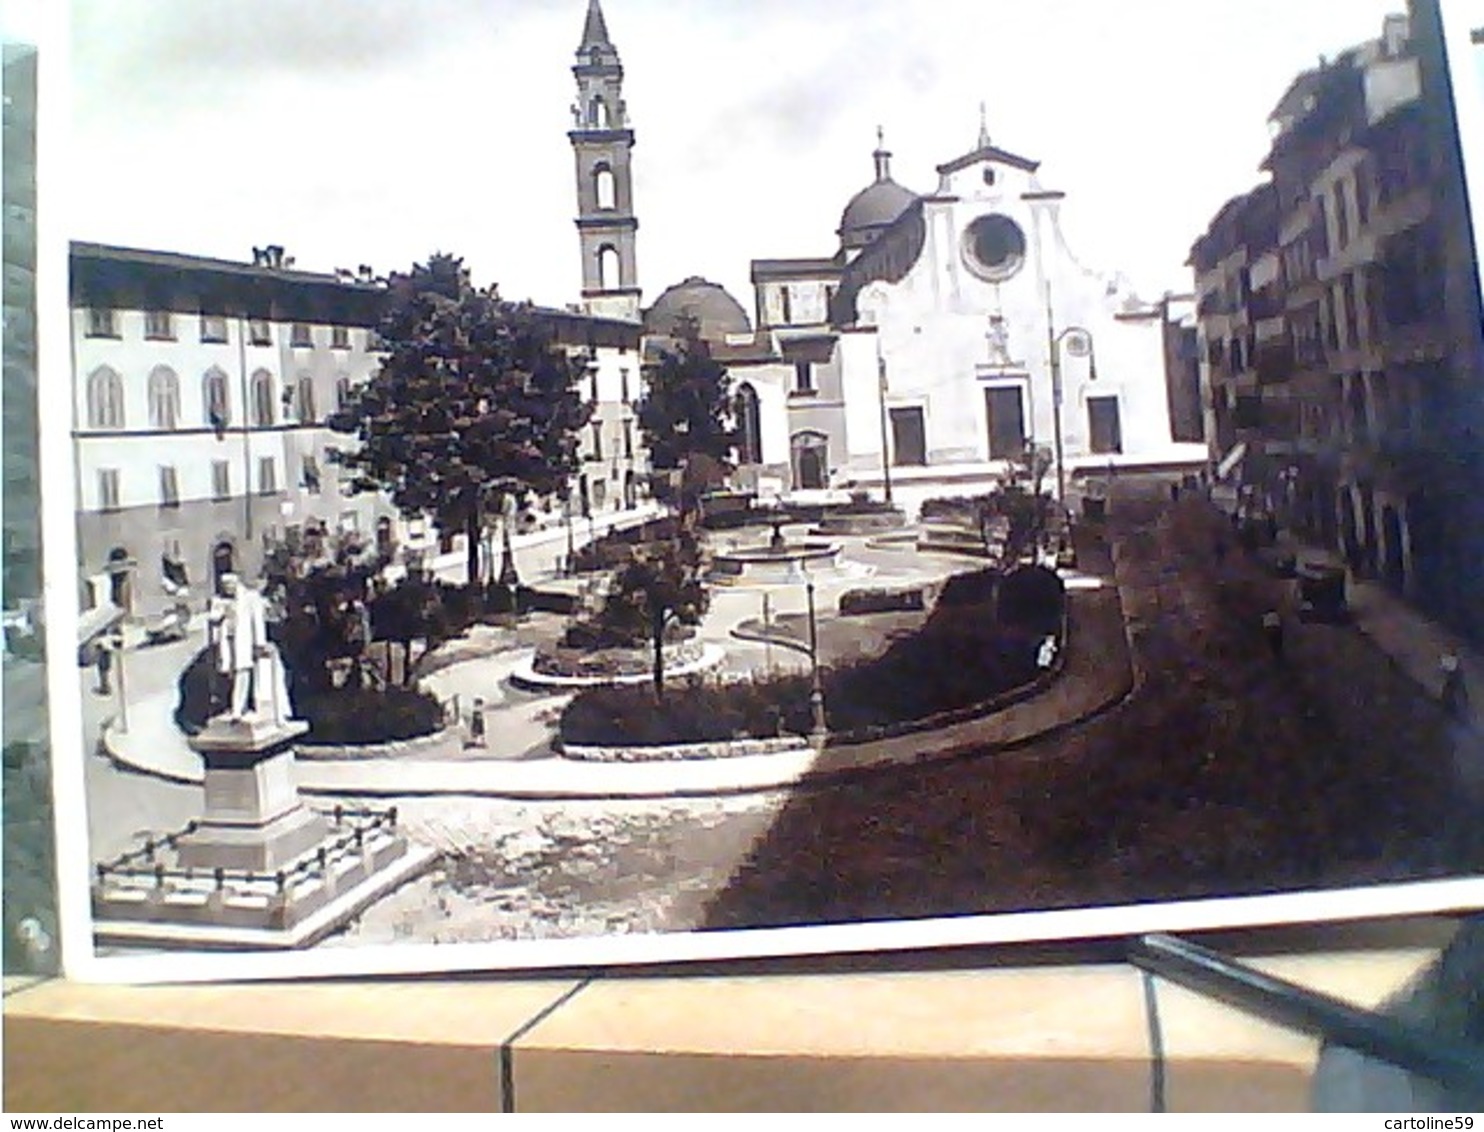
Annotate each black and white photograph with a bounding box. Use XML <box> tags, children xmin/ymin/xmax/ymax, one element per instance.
<box><xmin>15</xmin><ymin>0</ymin><xmax>1484</xmax><ymax>980</ymax></box>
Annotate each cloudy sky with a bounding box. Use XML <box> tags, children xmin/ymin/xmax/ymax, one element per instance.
<box><xmin>64</xmin><ymin>0</ymin><xmax>1415</xmax><ymax>312</ymax></box>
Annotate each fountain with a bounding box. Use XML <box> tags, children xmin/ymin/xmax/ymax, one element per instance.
<box><xmin>709</xmin><ymin>519</ymin><xmax>844</xmax><ymax>585</ymax></box>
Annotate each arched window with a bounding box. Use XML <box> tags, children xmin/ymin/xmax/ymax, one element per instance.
<box><xmin>590</xmin><ymin>95</ymin><xmax>610</xmax><ymax>128</ymax></box>
<box><xmin>297</xmin><ymin>374</ymin><xmax>317</xmax><ymax>423</ymax></box>
<box><xmin>336</xmin><ymin>376</ymin><xmax>352</xmax><ymax>411</ymax></box>
<box><xmin>147</xmin><ymin>366</ymin><xmax>180</xmax><ymax>430</ymax></box>
<box><xmin>203</xmin><ymin>367</ymin><xmax>230</xmax><ymax>429</ymax></box>
<box><xmin>597</xmin><ymin>245</ymin><xmax>620</xmax><ymax>290</ymax></box>
<box><xmin>593</xmin><ymin>163</ymin><xmax>616</xmax><ymax>210</ymax></box>
<box><xmin>251</xmin><ymin>369</ymin><xmax>276</xmax><ymax>427</ymax></box>
<box><xmin>86</xmin><ymin>366</ymin><xmax>125</xmax><ymax>429</ymax></box>
<box><xmin>735</xmin><ymin>384</ymin><xmax>762</xmax><ymax>465</ymax></box>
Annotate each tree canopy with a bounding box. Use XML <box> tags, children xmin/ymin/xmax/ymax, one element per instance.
<box><xmin>329</xmin><ymin>254</ymin><xmax>593</xmax><ymax>583</ymax></box>
<box><xmin>635</xmin><ymin>316</ymin><xmax>735</xmax><ymax>512</ymax></box>
<box><xmin>600</xmin><ymin>533</ymin><xmax>709</xmax><ymax>696</ymax></box>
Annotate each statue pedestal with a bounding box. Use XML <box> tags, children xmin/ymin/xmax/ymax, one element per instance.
<box><xmin>92</xmin><ymin>711</ymin><xmax>436</xmax><ymax>951</ymax></box>
<box><xmin>177</xmin><ymin>716</ymin><xmax>328</xmax><ymax>871</ymax></box>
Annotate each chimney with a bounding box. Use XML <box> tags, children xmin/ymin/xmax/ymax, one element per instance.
<box><xmin>1382</xmin><ymin>13</ymin><xmax>1409</xmax><ymax>58</ymax></box>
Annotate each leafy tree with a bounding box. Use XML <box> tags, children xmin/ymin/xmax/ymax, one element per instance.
<box><xmin>636</xmin><ymin>316</ymin><xmax>735</xmax><ymax>520</ymax></box>
<box><xmin>329</xmin><ymin>254</ymin><xmax>593</xmax><ymax>585</ymax></box>
<box><xmin>260</xmin><ymin>527</ymin><xmax>381</xmax><ymax>698</ymax></box>
<box><xmin>599</xmin><ymin>533</ymin><xmax>709</xmax><ymax>697</ymax></box>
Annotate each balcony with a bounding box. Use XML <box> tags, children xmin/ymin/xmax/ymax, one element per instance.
<box><xmin>1247</xmin><ymin>288</ymin><xmax>1285</xmax><ymax>321</ymax></box>
<box><xmin>1197</xmin><ymin>292</ymin><xmax>1241</xmax><ymax>319</ymax></box>
<box><xmin>1255</xmin><ymin>339</ymin><xmax>1295</xmax><ymax>385</ymax></box>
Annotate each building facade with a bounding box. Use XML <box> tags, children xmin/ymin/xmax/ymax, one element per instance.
<box><xmin>70</xmin><ymin>244</ymin><xmax>394</xmax><ymax>617</ymax></box>
<box><xmin>736</xmin><ymin>121</ymin><xmax>1202</xmax><ymax>509</ymax></box>
<box><xmin>1191</xmin><ymin>3</ymin><xmax>1484</xmax><ymax>640</ymax></box>
<box><xmin>70</xmin><ymin>243</ymin><xmax>647</xmax><ymax>617</ymax></box>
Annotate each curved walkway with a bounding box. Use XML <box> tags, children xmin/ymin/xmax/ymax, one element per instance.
<box><xmin>100</xmin><ymin>578</ymin><xmax>1134</xmax><ymax>799</ymax></box>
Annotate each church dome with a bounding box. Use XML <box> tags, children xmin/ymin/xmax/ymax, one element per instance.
<box><xmin>838</xmin><ymin>131</ymin><xmax>918</xmax><ymax>252</ymax></box>
<box><xmin>644</xmin><ymin>276</ymin><xmax>753</xmax><ymax>344</ymax></box>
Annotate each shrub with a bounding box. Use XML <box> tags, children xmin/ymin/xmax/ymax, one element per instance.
<box><xmin>938</xmin><ymin>567</ymin><xmax>1001</xmax><ymax>608</ymax></box>
<box><xmin>831</xmin><ymin>493</ymin><xmax>898</xmax><ymax>516</ymax></box>
<box><xmin>175</xmin><ymin>647</ymin><xmax>444</xmax><ymax>744</ymax></box>
<box><xmin>559</xmin><ymin>566</ymin><xmax>1064</xmax><ymax>746</ymax></box>
<box><xmin>562</xmin><ymin>675</ymin><xmax>814</xmax><ymax>746</ymax></box>
<box><xmin>838</xmin><ymin>586</ymin><xmax>926</xmax><ymax>616</ymax></box>
<box><xmin>920</xmin><ymin>493</ymin><xmax>994</xmax><ymax>523</ymax></box>
<box><xmin>561</xmin><ymin>618</ymin><xmax>648</xmax><ymax>651</ymax></box>
<box><xmin>997</xmin><ymin>565</ymin><xmax>1064</xmax><ymax>636</ymax></box>
<box><xmin>174</xmin><ymin>647</ymin><xmax>218</xmax><ymax>735</ymax></box>
<box><xmin>297</xmin><ymin>687</ymin><xmax>444</xmax><ymax>745</ymax></box>
<box><xmin>571</xmin><ymin>518</ymin><xmax>682</xmax><ymax>572</ymax></box>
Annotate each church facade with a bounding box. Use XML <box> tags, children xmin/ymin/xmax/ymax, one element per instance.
<box><xmin>733</xmin><ymin>121</ymin><xmax>1206</xmax><ymax>508</ymax></box>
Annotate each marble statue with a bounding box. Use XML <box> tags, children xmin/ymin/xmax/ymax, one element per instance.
<box><xmin>986</xmin><ymin>315</ymin><xmax>1012</xmax><ymax>366</ymax></box>
<box><xmin>208</xmin><ymin>574</ymin><xmax>291</xmax><ymax>725</ymax></box>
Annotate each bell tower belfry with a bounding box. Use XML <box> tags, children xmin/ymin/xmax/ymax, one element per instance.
<box><xmin>569</xmin><ymin>0</ymin><xmax>641</xmax><ymax>321</ymax></box>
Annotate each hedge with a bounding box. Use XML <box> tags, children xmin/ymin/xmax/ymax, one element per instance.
<box><xmin>174</xmin><ymin>646</ymin><xmax>444</xmax><ymax>744</ymax></box>
<box><xmin>560</xmin><ymin>566</ymin><xmax>1063</xmax><ymax>746</ymax></box>
<box><xmin>838</xmin><ymin>585</ymin><xmax>928</xmax><ymax>616</ymax></box>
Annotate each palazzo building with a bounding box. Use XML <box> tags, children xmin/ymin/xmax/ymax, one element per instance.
<box><xmin>1190</xmin><ymin>2</ymin><xmax>1484</xmax><ymax>642</ymax></box>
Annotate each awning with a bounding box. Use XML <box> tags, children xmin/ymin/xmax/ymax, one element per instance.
<box><xmin>1216</xmin><ymin>441</ymin><xmax>1248</xmax><ymax>481</ymax></box>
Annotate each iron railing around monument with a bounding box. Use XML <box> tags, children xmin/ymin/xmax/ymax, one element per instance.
<box><xmin>93</xmin><ymin>805</ymin><xmax>400</xmax><ymax>899</ymax></box>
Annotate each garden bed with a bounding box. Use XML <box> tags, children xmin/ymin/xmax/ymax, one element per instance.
<box><xmin>560</xmin><ymin>566</ymin><xmax>1065</xmax><ymax>748</ymax></box>
<box><xmin>532</xmin><ymin>638</ymin><xmax>705</xmax><ymax>680</ymax></box>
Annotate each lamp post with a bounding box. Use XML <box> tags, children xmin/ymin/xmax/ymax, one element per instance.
<box><xmin>564</xmin><ymin>487</ymin><xmax>576</xmax><ymax>577</ymax></box>
<box><xmin>876</xmin><ymin>348</ymin><xmax>894</xmax><ymax>507</ymax></box>
<box><xmin>1044</xmin><ymin>293</ymin><xmax>1098</xmax><ymax>505</ymax></box>
<box><xmin>802</xmin><ymin>565</ymin><xmax>827</xmax><ymax>743</ymax></box>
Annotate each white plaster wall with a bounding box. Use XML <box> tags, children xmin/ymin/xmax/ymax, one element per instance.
<box><xmin>763</xmin><ymin>279</ymin><xmax>833</xmax><ymax>327</ymax></box>
<box><xmin>840</xmin><ymin>153</ymin><xmax>1177</xmax><ymax>476</ymax></box>
<box><xmin>837</xmin><ymin>330</ymin><xmax>883</xmax><ymax>472</ymax></box>
<box><xmin>71</xmin><ymin>311</ymin><xmax>395</xmax><ymax>513</ymax></box>
<box><xmin>575</xmin><ymin>341</ymin><xmax>647</xmax><ymax>509</ymax></box>
<box><xmin>730</xmin><ymin>363</ymin><xmax>792</xmax><ymax>468</ymax></box>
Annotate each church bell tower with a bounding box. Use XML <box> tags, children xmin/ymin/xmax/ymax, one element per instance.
<box><xmin>570</xmin><ymin>0</ymin><xmax>641</xmax><ymax>321</ymax></box>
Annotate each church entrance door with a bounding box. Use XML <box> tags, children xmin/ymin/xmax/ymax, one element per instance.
<box><xmin>984</xmin><ymin>386</ymin><xmax>1026</xmax><ymax>460</ymax></box>
<box><xmin>889</xmin><ymin>407</ymin><xmax>927</xmax><ymax>466</ymax></box>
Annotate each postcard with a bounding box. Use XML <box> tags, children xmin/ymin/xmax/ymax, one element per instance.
<box><xmin>7</xmin><ymin>0</ymin><xmax>1484</xmax><ymax>984</ymax></box>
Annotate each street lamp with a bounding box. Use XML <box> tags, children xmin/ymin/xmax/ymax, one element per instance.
<box><xmin>1044</xmin><ymin>294</ymin><xmax>1099</xmax><ymax>505</ymax></box>
<box><xmin>876</xmin><ymin>347</ymin><xmax>895</xmax><ymax>508</ymax></box>
<box><xmin>802</xmin><ymin>564</ymin><xmax>827</xmax><ymax>743</ymax></box>
<box><xmin>564</xmin><ymin>486</ymin><xmax>576</xmax><ymax>577</ymax></box>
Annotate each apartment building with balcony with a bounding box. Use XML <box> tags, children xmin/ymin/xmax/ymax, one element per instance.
<box><xmin>1190</xmin><ymin>3</ymin><xmax>1484</xmax><ymax>641</ymax></box>
<box><xmin>1190</xmin><ymin>184</ymin><xmax>1275</xmax><ymax>471</ymax></box>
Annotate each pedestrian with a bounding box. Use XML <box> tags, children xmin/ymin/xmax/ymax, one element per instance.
<box><xmin>95</xmin><ymin>636</ymin><xmax>113</xmax><ymax>695</ymax></box>
<box><xmin>1170</xmin><ymin>482</ymin><xmax>1181</xmax><ymax>502</ymax></box>
<box><xmin>467</xmin><ymin>696</ymin><xmax>487</xmax><ymax>748</ymax></box>
<box><xmin>1441</xmin><ymin>655</ymin><xmax>1470</xmax><ymax>720</ymax></box>
<box><xmin>1262</xmin><ymin>610</ymin><xmax>1284</xmax><ymax>661</ymax></box>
